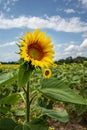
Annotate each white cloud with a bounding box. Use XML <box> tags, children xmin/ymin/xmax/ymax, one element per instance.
<box><xmin>0</xmin><ymin>15</ymin><xmax>87</xmax><ymax>33</ymax></box>
<box><xmin>64</xmin><ymin>0</ymin><xmax>72</xmax><ymax>5</ymax></box>
<box><xmin>80</xmin><ymin>38</ymin><xmax>87</xmax><ymax>47</ymax></box>
<box><xmin>0</xmin><ymin>41</ymin><xmax>16</xmax><ymax>47</ymax></box>
<box><xmin>0</xmin><ymin>40</ymin><xmax>19</xmax><ymax>61</ymax></box>
<box><xmin>56</xmin><ymin>7</ymin><xmax>85</xmax><ymax>15</ymax></box>
<box><xmin>82</xmin><ymin>33</ymin><xmax>87</xmax><ymax>38</ymax></box>
<box><xmin>1</xmin><ymin>0</ymin><xmax>19</xmax><ymax>12</ymax></box>
<box><xmin>0</xmin><ymin>12</ymin><xmax>4</xmax><ymax>18</ymax></box>
<box><xmin>61</xmin><ymin>39</ymin><xmax>87</xmax><ymax>59</ymax></box>
<box><xmin>64</xmin><ymin>39</ymin><xmax>87</xmax><ymax>52</ymax></box>
<box><xmin>79</xmin><ymin>0</ymin><xmax>87</xmax><ymax>7</ymax></box>
<box><xmin>64</xmin><ymin>8</ymin><xmax>75</xmax><ymax>13</ymax></box>
<box><xmin>56</xmin><ymin>8</ymin><xmax>63</xmax><ymax>12</ymax></box>
<box><xmin>0</xmin><ymin>40</ymin><xmax>18</xmax><ymax>62</ymax></box>
<box><xmin>0</xmin><ymin>51</ymin><xmax>19</xmax><ymax>62</ymax></box>
<box><xmin>53</xmin><ymin>39</ymin><xmax>87</xmax><ymax>60</ymax></box>
<box><xmin>64</xmin><ymin>44</ymin><xmax>79</xmax><ymax>51</ymax></box>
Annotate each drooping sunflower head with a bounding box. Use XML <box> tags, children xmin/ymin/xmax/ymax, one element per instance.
<box><xmin>19</xmin><ymin>29</ymin><xmax>55</xmax><ymax>68</ymax></box>
<box><xmin>43</xmin><ymin>68</ymin><xmax>52</xmax><ymax>78</ymax></box>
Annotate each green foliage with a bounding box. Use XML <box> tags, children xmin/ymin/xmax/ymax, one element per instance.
<box><xmin>14</xmin><ymin>120</ymin><xmax>48</xmax><ymax>130</ymax></box>
<box><xmin>4</xmin><ymin>118</ymin><xmax>48</xmax><ymax>130</ymax></box>
<box><xmin>0</xmin><ymin>63</ymin><xmax>87</xmax><ymax>129</ymax></box>
<box><xmin>83</xmin><ymin>61</ymin><xmax>87</xmax><ymax>67</ymax></box>
<box><xmin>0</xmin><ymin>72</ymin><xmax>17</xmax><ymax>86</ymax></box>
<box><xmin>0</xmin><ymin>118</ymin><xmax>48</xmax><ymax>130</ymax></box>
<box><xmin>27</xmin><ymin>118</ymin><xmax>48</xmax><ymax>130</ymax></box>
<box><xmin>41</xmin><ymin>107</ymin><xmax>69</xmax><ymax>122</ymax></box>
<box><xmin>39</xmin><ymin>78</ymin><xmax>87</xmax><ymax>104</ymax></box>
<box><xmin>0</xmin><ymin>118</ymin><xmax>17</xmax><ymax>130</ymax></box>
<box><xmin>14</xmin><ymin>124</ymin><xmax>30</xmax><ymax>130</ymax></box>
<box><xmin>15</xmin><ymin>109</ymin><xmax>25</xmax><ymax>116</ymax></box>
<box><xmin>57</xmin><ymin>56</ymin><xmax>87</xmax><ymax>64</ymax></box>
<box><xmin>0</xmin><ymin>93</ymin><xmax>20</xmax><ymax>105</ymax></box>
<box><xmin>18</xmin><ymin>62</ymin><xmax>34</xmax><ymax>88</ymax></box>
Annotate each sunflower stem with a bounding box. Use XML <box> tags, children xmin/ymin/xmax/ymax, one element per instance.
<box><xmin>26</xmin><ymin>81</ymin><xmax>30</xmax><ymax>122</ymax></box>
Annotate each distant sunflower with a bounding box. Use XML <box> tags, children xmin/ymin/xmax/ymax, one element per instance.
<box><xmin>0</xmin><ymin>63</ymin><xmax>2</xmax><ymax>68</ymax></box>
<box><xmin>43</xmin><ymin>69</ymin><xmax>52</xmax><ymax>78</ymax></box>
<box><xmin>19</xmin><ymin>29</ymin><xmax>54</xmax><ymax>68</ymax></box>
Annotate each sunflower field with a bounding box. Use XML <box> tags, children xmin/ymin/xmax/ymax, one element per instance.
<box><xmin>0</xmin><ymin>62</ymin><xmax>87</xmax><ymax>130</ymax></box>
<box><xmin>0</xmin><ymin>30</ymin><xmax>87</xmax><ymax>130</ymax></box>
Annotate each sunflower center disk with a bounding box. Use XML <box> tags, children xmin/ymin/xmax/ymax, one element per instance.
<box><xmin>27</xmin><ymin>44</ymin><xmax>44</xmax><ymax>60</ymax></box>
<box><xmin>45</xmin><ymin>70</ymin><xmax>50</xmax><ymax>76</ymax></box>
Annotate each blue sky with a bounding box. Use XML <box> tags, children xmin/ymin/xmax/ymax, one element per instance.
<box><xmin>0</xmin><ymin>0</ymin><xmax>87</xmax><ymax>62</ymax></box>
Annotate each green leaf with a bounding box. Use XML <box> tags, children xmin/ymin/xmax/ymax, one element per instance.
<box><xmin>0</xmin><ymin>94</ymin><xmax>20</xmax><ymax>105</ymax></box>
<box><xmin>14</xmin><ymin>125</ymin><xmax>23</xmax><ymax>130</ymax></box>
<box><xmin>41</xmin><ymin>78</ymin><xmax>70</xmax><ymax>90</ymax></box>
<box><xmin>14</xmin><ymin>119</ymin><xmax>48</xmax><ymax>130</ymax></box>
<box><xmin>72</xmin><ymin>75</ymin><xmax>80</xmax><ymax>81</ymax></box>
<box><xmin>39</xmin><ymin>78</ymin><xmax>87</xmax><ymax>105</ymax></box>
<box><xmin>41</xmin><ymin>107</ymin><xmax>69</xmax><ymax>122</ymax></box>
<box><xmin>15</xmin><ymin>110</ymin><xmax>25</xmax><ymax>116</ymax></box>
<box><xmin>29</xmin><ymin>123</ymin><xmax>48</xmax><ymax>130</ymax></box>
<box><xmin>26</xmin><ymin>120</ymin><xmax>48</xmax><ymax>130</ymax></box>
<box><xmin>18</xmin><ymin>62</ymin><xmax>33</xmax><ymax>88</ymax></box>
<box><xmin>14</xmin><ymin>124</ymin><xmax>30</xmax><ymax>130</ymax></box>
<box><xmin>0</xmin><ymin>92</ymin><xmax>9</xmax><ymax>100</ymax></box>
<box><xmin>0</xmin><ymin>72</ymin><xmax>17</xmax><ymax>86</ymax></box>
<box><xmin>0</xmin><ymin>106</ymin><xmax>10</xmax><ymax>114</ymax></box>
<box><xmin>0</xmin><ymin>118</ymin><xmax>17</xmax><ymax>130</ymax></box>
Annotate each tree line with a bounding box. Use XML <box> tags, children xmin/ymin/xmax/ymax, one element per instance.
<box><xmin>1</xmin><ymin>56</ymin><xmax>87</xmax><ymax>64</ymax></box>
<box><xmin>55</xmin><ymin>56</ymin><xmax>87</xmax><ymax>64</ymax></box>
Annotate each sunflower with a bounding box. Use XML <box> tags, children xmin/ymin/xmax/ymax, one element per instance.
<box><xmin>19</xmin><ymin>29</ymin><xmax>54</xmax><ymax>68</ymax></box>
<box><xmin>0</xmin><ymin>63</ymin><xmax>2</xmax><ymax>68</ymax></box>
<box><xmin>53</xmin><ymin>63</ymin><xmax>58</xmax><ymax>68</ymax></box>
<box><xmin>43</xmin><ymin>68</ymin><xmax>52</xmax><ymax>78</ymax></box>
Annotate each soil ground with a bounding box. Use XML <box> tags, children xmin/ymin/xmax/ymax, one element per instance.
<box><xmin>48</xmin><ymin>119</ymin><xmax>87</xmax><ymax>130</ymax></box>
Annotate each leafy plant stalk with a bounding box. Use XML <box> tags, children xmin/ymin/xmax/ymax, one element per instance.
<box><xmin>26</xmin><ymin>81</ymin><xmax>30</xmax><ymax>122</ymax></box>
<box><xmin>83</xmin><ymin>66</ymin><xmax>85</xmax><ymax>88</ymax></box>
